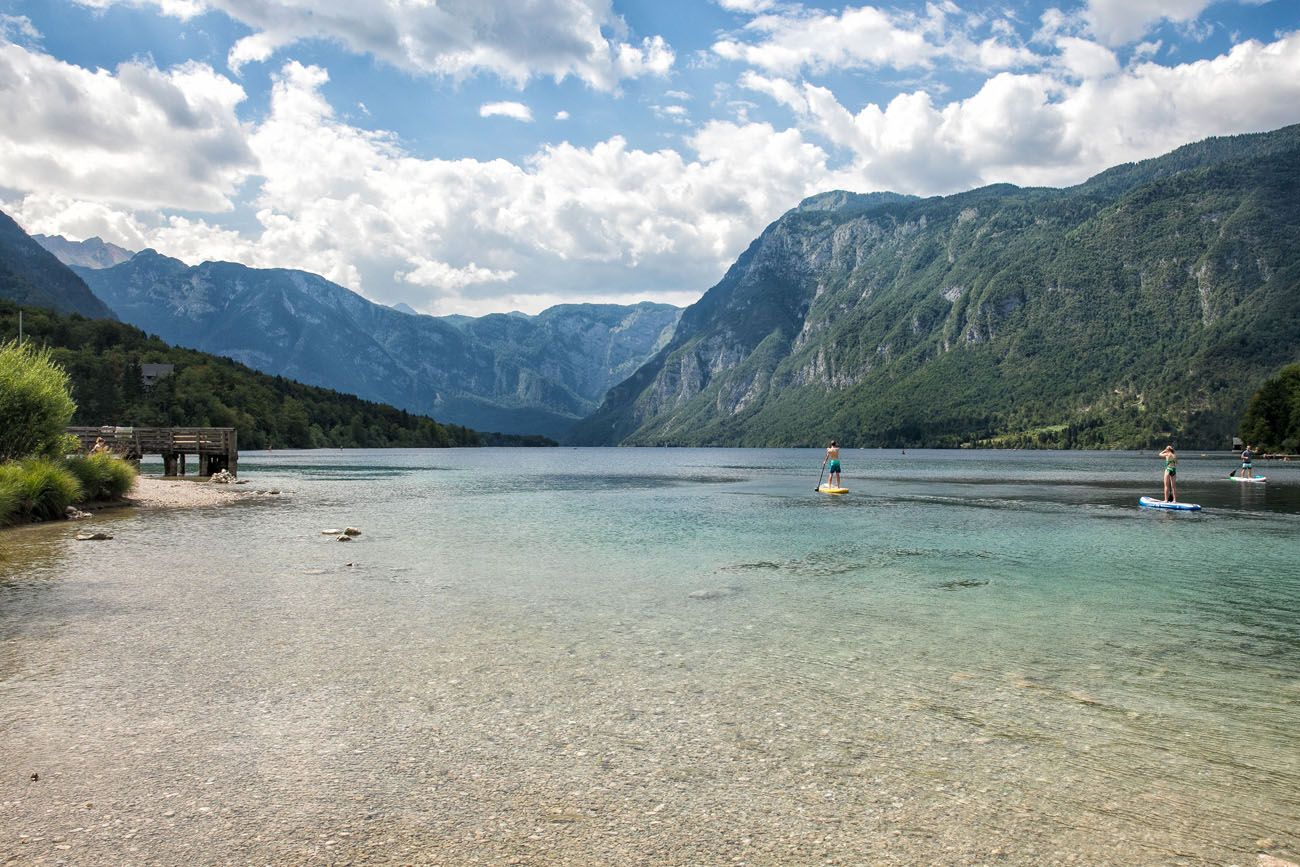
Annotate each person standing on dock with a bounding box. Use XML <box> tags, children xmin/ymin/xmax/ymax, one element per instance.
<box><xmin>1159</xmin><ymin>445</ymin><xmax>1178</xmax><ymax>502</ymax></box>
<box><xmin>825</xmin><ymin>440</ymin><xmax>842</xmax><ymax>489</ymax></box>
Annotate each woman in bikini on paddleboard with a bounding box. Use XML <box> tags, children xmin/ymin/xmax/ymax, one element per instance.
<box><xmin>1159</xmin><ymin>444</ymin><xmax>1178</xmax><ymax>502</ymax></box>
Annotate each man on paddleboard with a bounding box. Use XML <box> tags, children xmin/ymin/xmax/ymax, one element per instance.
<box><xmin>825</xmin><ymin>440</ymin><xmax>842</xmax><ymax>488</ymax></box>
<box><xmin>1240</xmin><ymin>444</ymin><xmax>1254</xmax><ymax>479</ymax></box>
<box><xmin>1159</xmin><ymin>445</ymin><xmax>1178</xmax><ymax>502</ymax></box>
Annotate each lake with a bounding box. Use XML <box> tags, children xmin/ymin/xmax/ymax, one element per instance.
<box><xmin>2</xmin><ymin>448</ymin><xmax>1298</xmax><ymax>865</ymax></box>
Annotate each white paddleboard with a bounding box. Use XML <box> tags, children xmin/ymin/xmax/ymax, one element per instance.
<box><xmin>1229</xmin><ymin>475</ymin><xmax>1266</xmax><ymax>483</ymax></box>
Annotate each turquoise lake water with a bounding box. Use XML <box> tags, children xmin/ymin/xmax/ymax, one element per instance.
<box><xmin>2</xmin><ymin>448</ymin><xmax>1298</xmax><ymax>864</ymax></box>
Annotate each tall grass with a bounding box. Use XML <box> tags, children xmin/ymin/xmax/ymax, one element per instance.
<box><xmin>0</xmin><ymin>458</ymin><xmax>83</xmax><ymax>523</ymax></box>
<box><xmin>64</xmin><ymin>453</ymin><xmax>138</xmax><ymax>501</ymax></box>
<box><xmin>0</xmin><ymin>471</ymin><xmax>19</xmax><ymax>525</ymax></box>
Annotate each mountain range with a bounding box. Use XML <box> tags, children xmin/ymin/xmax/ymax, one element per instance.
<box><xmin>572</xmin><ymin>125</ymin><xmax>1300</xmax><ymax>448</ymax></box>
<box><xmin>14</xmin><ymin>124</ymin><xmax>1300</xmax><ymax>448</ymax></box>
<box><xmin>69</xmin><ymin>252</ymin><xmax>680</xmax><ymax>438</ymax></box>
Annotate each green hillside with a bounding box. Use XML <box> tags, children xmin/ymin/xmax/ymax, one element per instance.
<box><xmin>0</xmin><ymin>301</ymin><xmax>553</xmax><ymax>449</ymax></box>
<box><xmin>572</xmin><ymin>125</ymin><xmax>1300</xmax><ymax>449</ymax></box>
<box><xmin>0</xmin><ymin>211</ymin><xmax>116</xmax><ymax>320</ymax></box>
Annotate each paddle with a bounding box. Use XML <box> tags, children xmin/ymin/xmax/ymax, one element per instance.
<box><xmin>815</xmin><ymin>458</ymin><xmax>827</xmax><ymax>492</ymax></box>
<box><xmin>1228</xmin><ymin>468</ymin><xmax>1237</xmax><ymax>478</ymax></box>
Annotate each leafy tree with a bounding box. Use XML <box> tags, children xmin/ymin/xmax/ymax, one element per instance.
<box><xmin>1240</xmin><ymin>363</ymin><xmax>1300</xmax><ymax>451</ymax></box>
<box><xmin>0</xmin><ymin>338</ymin><xmax>77</xmax><ymax>461</ymax></box>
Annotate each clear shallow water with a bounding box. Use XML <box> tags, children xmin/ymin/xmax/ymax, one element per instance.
<box><xmin>2</xmin><ymin>448</ymin><xmax>1298</xmax><ymax>865</ymax></box>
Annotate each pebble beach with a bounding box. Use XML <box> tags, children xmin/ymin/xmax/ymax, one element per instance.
<box><xmin>127</xmin><ymin>475</ymin><xmax>280</xmax><ymax>510</ymax></box>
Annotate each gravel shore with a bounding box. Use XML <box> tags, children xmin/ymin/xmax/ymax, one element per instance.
<box><xmin>127</xmin><ymin>475</ymin><xmax>271</xmax><ymax>509</ymax></box>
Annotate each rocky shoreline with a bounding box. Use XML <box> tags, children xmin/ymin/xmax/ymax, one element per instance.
<box><xmin>127</xmin><ymin>475</ymin><xmax>281</xmax><ymax>509</ymax></box>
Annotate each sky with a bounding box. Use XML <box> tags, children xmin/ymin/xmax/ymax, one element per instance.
<box><xmin>0</xmin><ymin>0</ymin><xmax>1296</xmax><ymax>316</ymax></box>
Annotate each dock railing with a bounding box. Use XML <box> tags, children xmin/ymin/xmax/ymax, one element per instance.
<box><xmin>67</xmin><ymin>426</ymin><xmax>238</xmax><ymax>477</ymax></box>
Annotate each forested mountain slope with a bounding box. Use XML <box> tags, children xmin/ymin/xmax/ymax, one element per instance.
<box><xmin>572</xmin><ymin>125</ymin><xmax>1300</xmax><ymax>448</ymax></box>
<box><xmin>0</xmin><ymin>301</ymin><xmax>547</xmax><ymax>449</ymax></box>
<box><xmin>0</xmin><ymin>211</ymin><xmax>116</xmax><ymax>320</ymax></box>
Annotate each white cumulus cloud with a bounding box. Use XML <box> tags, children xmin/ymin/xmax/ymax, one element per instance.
<box><xmin>740</xmin><ymin>30</ymin><xmax>1300</xmax><ymax>194</ymax></box>
<box><xmin>714</xmin><ymin>6</ymin><xmax>935</xmax><ymax>74</ymax></box>
<box><xmin>1084</xmin><ymin>0</ymin><xmax>1214</xmax><ymax>46</ymax></box>
<box><xmin>0</xmin><ymin>41</ymin><xmax>254</xmax><ymax>211</ymax></box>
<box><xmin>75</xmin><ymin>0</ymin><xmax>676</xmax><ymax>90</ymax></box>
<box><xmin>480</xmin><ymin>101</ymin><xmax>534</xmax><ymax>122</ymax></box>
<box><xmin>398</xmin><ymin>258</ymin><xmax>517</xmax><ymax>290</ymax></box>
<box><xmin>712</xmin><ymin>3</ymin><xmax>1037</xmax><ymax>75</ymax></box>
<box><xmin>1055</xmin><ymin>36</ymin><xmax>1120</xmax><ymax>79</ymax></box>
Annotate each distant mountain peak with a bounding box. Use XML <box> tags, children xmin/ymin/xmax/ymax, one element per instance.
<box><xmin>33</xmin><ymin>233</ymin><xmax>135</xmax><ymax>270</ymax></box>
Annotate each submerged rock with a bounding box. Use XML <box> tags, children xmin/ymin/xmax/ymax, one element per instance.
<box><xmin>939</xmin><ymin>578</ymin><xmax>989</xmax><ymax>591</ymax></box>
<box><xmin>321</xmin><ymin>529</ymin><xmax>343</xmax><ymax>535</ymax></box>
<box><xmin>1258</xmin><ymin>855</ymin><xmax>1299</xmax><ymax>867</ymax></box>
<box><xmin>336</xmin><ymin>535</ymin><xmax>353</xmax><ymax>542</ymax></box>
<box><xmin>75</xmin><ymin>532</ymin><xmax>113</xmax><ymax>541</ymax></box>
<box><xmin>689</xmin><ymin>587</ymin><xmax>738</xmax><ymax>600</ymax></box>
<box><xmin>343</xmin><ymin>527</ymin><xmax>361</xmax><ymax>536</ymax></box>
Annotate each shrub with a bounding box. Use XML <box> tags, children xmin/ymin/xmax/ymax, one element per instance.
<box><xmin>0</xmin><ymin>339</ymin><xmax>77</xmax><ymax>461</ymax></box>
<box><xmin>64</xmin><ymin>453</ymin><xmax>137</xmax><ymax>501</ymax></box>
<box><xmin>0</xmin><ymin>458</ymin><xmax>83</xmax><ymax>522</ymax></box>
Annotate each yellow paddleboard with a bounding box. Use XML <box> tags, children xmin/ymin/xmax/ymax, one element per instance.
<box><xmin>817</xmin><ymin>485</ymin><xmax>849</xmax><ymax>495</ymax></box>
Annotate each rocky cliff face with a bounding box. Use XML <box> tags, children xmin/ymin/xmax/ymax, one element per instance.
<box><xmin>571</xmin><ymin>125</ymin><xmax>1300</xmax><ymax>448</ymax></box>
<box><xmin>76</xmin><ymin>255</ymin><xmax>679</xmax><ymax>437</ymax></box>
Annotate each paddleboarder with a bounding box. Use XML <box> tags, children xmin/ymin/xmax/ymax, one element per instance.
<box><xmin>1159</xmin><ymin>444</ymin><xmax>1178</xmax><ymax>502</ymax></box>
<box><xmin>825</xmin><ymin>440</ymin><xmax>842</xmax><ymax>489</ymax></box>
<box><xmin>1240</xmin><ymin>444</ymin><xmax>1254</xmax><ymax>479</ymax></box>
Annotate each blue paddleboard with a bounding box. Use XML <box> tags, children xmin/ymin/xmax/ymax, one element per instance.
<box><xmin>1139</xmin><ymin>496</ymin><xmax>1201</xmax><ymax>511</ymax></box>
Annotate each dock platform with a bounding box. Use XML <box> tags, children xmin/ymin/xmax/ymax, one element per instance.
<box><xmin>68</xmin><ymin>427</ymin><xmax>238</xmax><ymax>477</ymax></box>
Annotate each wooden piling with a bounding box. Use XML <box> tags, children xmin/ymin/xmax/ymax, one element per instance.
<box><xmin>68</xmin><ymin>427</ymin><xmax>238</xmax><ymax>478</ymax></box>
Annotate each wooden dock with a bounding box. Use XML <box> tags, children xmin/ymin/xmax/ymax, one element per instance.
<box><xmin>68</xmin><ymin>427</ymin><xmax>238</xmax><ymax>477</ymax></box>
